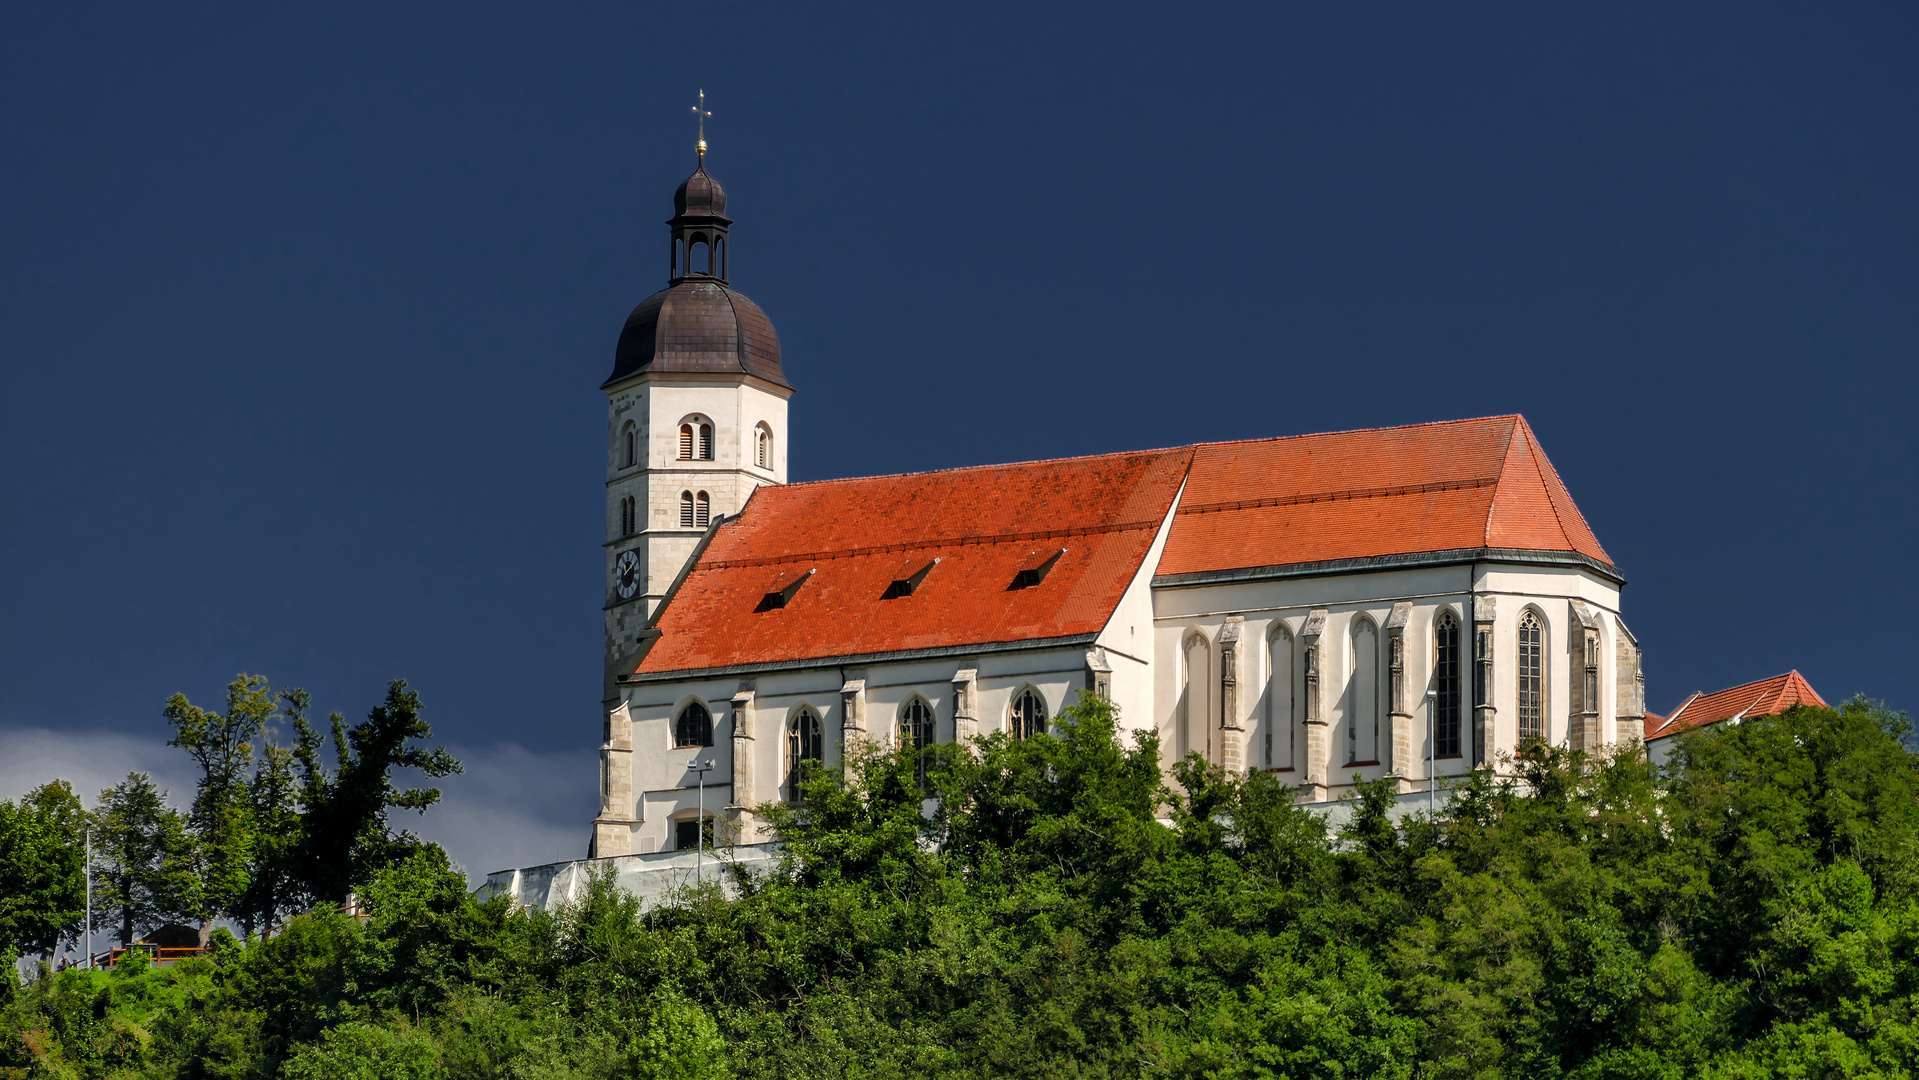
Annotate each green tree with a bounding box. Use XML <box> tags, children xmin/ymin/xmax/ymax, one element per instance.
<box><xmin>0</xmin><ymin>782</ymin><xmax>85</xmax><ymax>958</ymax></box>
<box><xmin>165</xmin><ymin>673</ymin><xmax>275</xmax><ymax>945</ymax></box>
<box><xmin>88</xmin><ymin>772</ymin><xmax>184</xmax><ymax>947</ymax></box>
<box><xmin>292</xmin><ymin>679</ymin><xmax>462</xmax><ymax>905</ymax></box>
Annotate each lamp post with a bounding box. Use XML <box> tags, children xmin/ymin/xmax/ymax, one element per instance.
<box><xmin>1426</xmin><ymin>689</ymin><xmax>1439</xmax><ymax>819</ymax></box>
<box><xmin>84</xmin><ymin>826</ymin><xmax>92</xmax><ymax>971</ymax></box>
<box><xmin>687</xmin><ymin>758</ymin><xmax>714</xmax><ymax>887</ymax></box>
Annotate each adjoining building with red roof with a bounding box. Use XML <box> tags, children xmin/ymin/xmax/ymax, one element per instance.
<box><xmin>1643</xmin><ymin>671</ymin><xmax>1828</xmax><ymax>766</ymax></box>
<box><xmin>579</xmin><ymin>160</ymin><xmax>1652</xmax><ymax>861</ymax></box>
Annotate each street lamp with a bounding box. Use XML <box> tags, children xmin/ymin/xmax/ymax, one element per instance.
<box><xmin>687</xmin><ymin>758</ymin><xmax>714</xmax><ymax>887</ymax></box>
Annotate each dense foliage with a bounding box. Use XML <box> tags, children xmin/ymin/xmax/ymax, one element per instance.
<box><xmin>6</xmin><ymin>692</ymin><xmax>1919</xmax><ymax>1079</ymax></box>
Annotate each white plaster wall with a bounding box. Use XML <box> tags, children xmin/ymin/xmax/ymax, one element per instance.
<box><xmin>1151</xmin><ymin>560</ymin><xmax>1626</xmax><ymax>801</ymax></box>
<box><xmin>1095</xmin><ymin>475</ymin><xmax>1185</xmax><ymax>744</ymax></box>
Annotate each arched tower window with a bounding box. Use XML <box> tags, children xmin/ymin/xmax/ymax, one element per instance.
<box><xmin>679</xmin><ymin>491</ymin><xmax>695</xmax><ymax>528</ymax></box>
<box><xmin>679</xmin><ymin>424</ymin><xmax>694</xmax><ymax>460</ymax></box>
<box><xmin>1267</xmin><ymin>624</ymin><xmax>1295</xmax><ymax>770</ymax></box>
<box><xmin>1434</xmin><ymin>611</ymin><xmax>1462</xmax><ymax>758</ymax></box>
<box><xmin>694</xmin><ymin>491</ymin><xmax>710</xmax><ymax>528</ymax></box>
<box><xmin>674</xmin><ymin>701</ymin><xmax>713</xmax><ymax>748</ymax></box>
<box><xmin>1010</xmin><ymin>688</ymin><xmax>1047</xmax><ymax>739</ymax></box>
<box><xmin>698</xmin><ymin>423</ymin><xmax>714</xmax><ymax>461</ymax></box>
<box><xmin>621</xmin><ymin>422</ymin><xmax>637</xmax><ymax>468</ymax></box>
<box><xmin>755</xmin><ymin>423</ymin><xmax>773</xmax><ymax>469</ymax></box>
<box><xmin>899</xmin><ymin>696</ymin><xmax>935</xmax><ymax>791</ymax></box>
<box><xmin>785</xmin><ymin>708</ymin><xmax>823</xmax><ymax>804</ymax></box>
<box><xmin>1518</xmin><ymin>611</ymin><xmax>1545</xmax><ymax>742</ymax></box>
<box><xmin>1349</xmin><ymin>617</ymin><xmax>1379</xmax><ymax>764</ymax></box>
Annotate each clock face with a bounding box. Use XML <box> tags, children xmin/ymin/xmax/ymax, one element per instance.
<box><xmin>614</xmin><ymin>549</ymin><xmax>642</xmax><ymax>600</ymax></box>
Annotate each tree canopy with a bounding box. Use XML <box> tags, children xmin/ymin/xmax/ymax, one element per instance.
<box><xmin>6</xmin><ymin>690</ymin><xmax>1918</xmax><ymax>1079</ymax></box>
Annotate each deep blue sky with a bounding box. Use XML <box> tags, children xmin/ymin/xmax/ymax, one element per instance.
<box><xmin>4</xmin><ymin>2</ymin><xmax>1915</xmax><ymax>766</ymax></box>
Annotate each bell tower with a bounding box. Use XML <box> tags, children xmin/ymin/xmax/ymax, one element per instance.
<box><xmin>599</xmin><ymin>142</ymin><xmax>795</xmax><ymax>688</ymax></box>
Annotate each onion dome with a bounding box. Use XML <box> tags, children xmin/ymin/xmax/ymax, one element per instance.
<box><xmin>603</xmin><ymin>162</ymin><xmax>790</xmax><ymax>390</ymax></box>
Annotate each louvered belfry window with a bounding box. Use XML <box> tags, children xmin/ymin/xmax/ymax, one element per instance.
<box><xmin>694</xmin><ymin>491</ymin><xmax>710</xmax><ymax>528</ymax></box>
<box><xmin>679</xmin><ymin>491</ymin><xmax>695</xmax><ymax>528</ymax></box>
<box><xmin>1434</xmin><ymin>612</ymin><xmax>1462</xmax><ymax>757</ymax></box>
<box><xmin>698</xmin><ymin>424</ymin><xmax>714</xmax><ymax>461</ymax></box>
<box><xmin>1517</xmin><ymin>611</ymin><xmax>1544</xmax><ymax>741</ymax></box>
<box><xmin>679</xmin><ymin>424</ymin><xmax>694</xmax><ymax>460</ymax></box>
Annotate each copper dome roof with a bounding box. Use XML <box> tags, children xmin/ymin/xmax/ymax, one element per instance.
<box><xmin>674</xmin><ymin>167</ymin><xmax>727</xmax><ymax>219</ymax></box>
<box><xmin>604</xmin><ymin>280</ymin><xmax>789</xmax><ymax>390</ymax></box>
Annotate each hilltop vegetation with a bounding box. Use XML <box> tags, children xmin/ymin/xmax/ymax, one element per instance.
<box><xmin>5</xmin><ymin>691</ymin><xmax>1919</xmax><ymax>1079</ymax></box>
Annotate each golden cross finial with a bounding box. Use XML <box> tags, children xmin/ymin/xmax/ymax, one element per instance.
<box><xmin>691</xmin><ymin>89</ymin><xmax>711</xmax><ymax>158</ymax></box>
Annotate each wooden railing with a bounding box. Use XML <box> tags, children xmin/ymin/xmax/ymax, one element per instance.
<box><xmin>59</xmin><ymin>899</ymin><xmax>369</xmax><ymax>972</ymax></box>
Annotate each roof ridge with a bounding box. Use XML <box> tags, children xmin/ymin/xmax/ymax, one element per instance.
<box><xmin>1189</xmin><ymin>413</ymin><xmax>1523</xmax><ymax>453</ymax></box>
<box><xmin>769</xmin><ymin>445</ymin><xmax>1192</xmax><ymax>491</ymax></box>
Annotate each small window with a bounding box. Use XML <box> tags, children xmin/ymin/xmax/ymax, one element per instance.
<box><xmin>675</xmin><ymin>702</ymin><xmax>713</xmax><ymax>748</ymax></box>
<box><xmin>695</xmin><ymin>491</ymin><xmax>710</xmax><ymax>528</ymax></box>
<box><xmin>698</xmin><ymin>424</ymin><xmax>714</xmax><ymax>461</ymax></box>
<box><xmin>1518</xmin><ymin>611</ymin><xmax>1544</xmax><ymax>742</ymax></box>
<box><xmin>1010</xmin><ymin>689</ymin><xmax>1047</xmax><ymax>739</ymax></box>
<box><xmin>900</xmin><ymin>697</ymin><xmax>935</xmax><ymax>791</ymax></box>
<box><xmin>679</xmin><ymin>491</ymin><xmax>695</xmax><ymax>528</ymax></box>
<box><xmin>622</xmin><ymin>423</ymin><xmax>637</xmax><ymax>468</ymax></box>
<box><xmin>756</xmin><ymin>424</ymin><xmax>772</xmax><ymax>469</ymax></box>
<box><xmin>679</xmin><ymin>424</ymin><xmax>694</xmax><ymax>460</ymax></box>
<box><xmin>785</xmin><ymin>708</ymin><xmax>824</xmax><ymax>804</ymax></box>
<box><xmin>674</xmin><ymin>817</ymin><xmax>711</xmax><ymax>852</ymax></box>
<box><xmin>619</xmin><ymin>496</ymin><xmax>636</xmax><ymax>537</ymax></box>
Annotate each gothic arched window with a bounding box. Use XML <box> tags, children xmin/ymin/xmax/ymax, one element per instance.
<box><xmin>1518</xmin><ymin>611</ymin><xmax>1545</xmax><ymax>742</ymax></box>
<box><xmin>1349</xmin><ymin>617</ymin><xmax>1379</xmax><ymax>764</ymax></box>
<box><xmin>899</xmin><ymin>696</ymin><xmax>935</xmax><ymax>791</ymax></box>
<box><xmin>1180</xmin><ymin>631</ymin><xmax>1209</xmax><ymax>762</ymax></box>
<box><xmin>679</xmin><ymin>424</ymin><xmax>694</xmax><ymax>460</ymax></box>
<box><xmin>674</xmin><ymin>701</ymin><xmax>713</xmax><ymax>748</ymax></box>
<box><xmin>1434</xmin><ymin>611</ymin><xmax>1462</xmax><ymax>758</ymax></box>
<box><xmin>756</xmin><ymin>423</ymin><xmax>772</xmax><ymax>469</ymax></box>
<box><xmin>622</xmin><ymin>422</ymin><xmax>637</xmax><ymax>468</ymax></box>
<box><xmin>698</xmin><ymin>423</ymin><xmax>714</xmax><ymax>461</ymax></box>
<box><xmin>1267</xmin><ymin>625</ymin><xmax>1295</xmax><ymax>770</ymax></box>
<box><xmin>694</xmin><ymin>491</ymin><xmax>711</xmax><ymax>528</ymax></box>
<box><xmin>786</xmin><ymin>708</ymin><xmax>823</xmax><ymax>804</ymax></box>
<box><xmin>1010</xmin><ymin>688</ymin><xmax>1047</xmax><ymax>740</ymax></box>
<box><xmin>679</xmin><ymin>491</ymin><xmax>695</xmax><ymax>528</ymax></box>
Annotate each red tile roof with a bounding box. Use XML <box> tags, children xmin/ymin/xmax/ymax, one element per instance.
<box><xmin>630</xmin><ymin>448</ymin><xmax>1193</xmax><ymax>677</ymax></box>
<box><xmin>1156</xmin><ymin>415</ymin><xmax>1611</xmax><ymax>578</ymax></box>
<box><xmin>627</xmin><ymin>415</ymin><xmax>1617</xmax><ymax>680</ymax></box>
<box><xmin>1644</xmin><ymin>671</ymin><xmax>1828</xmax><ymax>741</ymax></box>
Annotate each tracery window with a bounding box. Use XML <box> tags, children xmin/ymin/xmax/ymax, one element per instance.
<box><xmin>1010</xmin><ymin>689</ymin><xmax>1047</xmax><ymax>740</ymax></box>
<box><xmin>899</xmin><ymin>696</ymin><xmax>935</xmax><ymax>792</ymax></box>
<box><xmin>674</xmin><ymin>701</ymin><xmax>713</xmax><ymax>748</ymax></box>
<box><xmin>679</xmin><ymin>491</ymin><xmax>695</xmax><ymax>528</ymax></box>
<box><xmin>785</xmin><ymin>708</ymin><xmax>823</xmax><ymax>804</ymax></box>
<box><xmin>1434</xmin><ymin>611</ymin><xmax>1462</xmax><ymax>757</ymax></box>
<box><xmin>1349</xmin><ymin>617</ymin><xmax>1379</xmax><ymax>764</ymax></box>
<box><xmin>1267</xmin><ymin>625</ymin><xmax>1295</xmax><ymax>769</ymax></box>
<box><xmin>1517</xmin><ymin>611</ymin><xmax>1544</xmax><ymax>742</ymax></box>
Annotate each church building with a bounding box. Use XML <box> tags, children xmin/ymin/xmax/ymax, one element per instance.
<box><xmin>587</xmin><ymin>156</ymin><xmax>1647</xmax><ymax>860</ymax></box>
